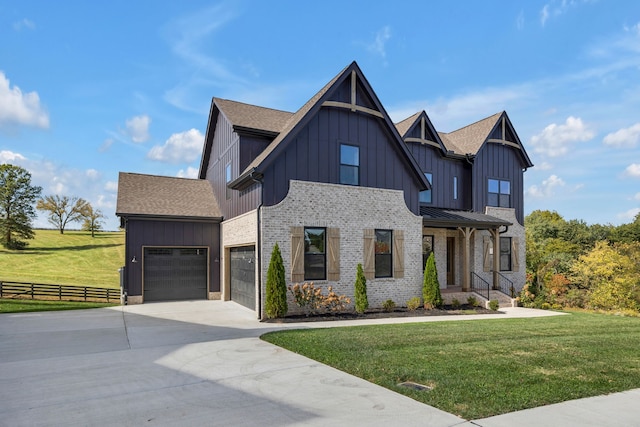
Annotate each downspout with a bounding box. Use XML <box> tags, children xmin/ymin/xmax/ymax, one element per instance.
<box><xmin>255</xmin><ymin>174</ymin><xmax>264</xmax><ymax>321</ymax></box>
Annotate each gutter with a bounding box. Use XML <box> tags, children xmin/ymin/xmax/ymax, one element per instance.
<box><xmin>228</xmin><ymin>168</ymin><xmax>264</xmax><ymax>191</ymax></box>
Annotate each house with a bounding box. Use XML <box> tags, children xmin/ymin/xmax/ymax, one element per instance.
<box><xmin>116</xmin><ymin>61</ymin><xmax>533</xmax><ymax>315</ymax></box>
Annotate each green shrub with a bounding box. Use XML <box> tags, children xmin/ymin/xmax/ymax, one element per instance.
<box><xmin>382</xmin><ymin>299</ymin><xmax>396</xmax><ymax>312</ymax></box>
<box><xmin>265</xmin><ymin>243</ymin><xmax>287</xmax><ymax>318</ymax></box>
<box><xmin>354</xmin><ymin>263</ymin><xmax>368</xmax><ymax>314</ymax></box>
<box><xmin>451</xmin><ymin>298</ymin><xmax>461</xmax><ymax>309</ymax></box>
<box><xmin>467</xmin><ymin>295</ymin><xmax>478</xmax><ymax>307</ymax></box>
<box><xmin>541</xmin><ymin>302</ymin><xmax>552</xmax><ymax>310</ymax></box>
<box><xmin>406</xmin><ymin>297</ymin><xmax>421</xmax><ymax>311</ymax></box>
<box><xmin>488</xmin><ymin>299</ymin><xmax>499</xmax><ymax>311</ymax></box>
<box><xmin>422</xmin><ymin>252</ymin><xmax>442</xmax><ymax>309</ymax></box>
<box><xmin>551</xmin><ymin>303</ymin><xmax>563</xmax><ymax>310</ymax></box>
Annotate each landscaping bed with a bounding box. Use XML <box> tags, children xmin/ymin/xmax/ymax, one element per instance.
<box><xmin>264</xmin><ymin>304</ymin><xmax>499</xmax><ymax>323</ymax></box>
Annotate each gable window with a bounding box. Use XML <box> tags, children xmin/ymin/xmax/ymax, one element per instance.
<box><xmin>225</xmin><ymin>163</ymin><xmax>232</xmax><ymax>200</ymax></box>
<box><xmin>419</xmin><ymin>172</ymin><xmax>432</xmax><ymax>203</ymax></box>
<box><xmin>500</xmin><ymin>237</ymin><xmax>512</xmax><ymax>271</ymax></box>
<box><xmin>340</xmin><ymin>144</ymin><xmax>359</xmax><ymax>185</ymax></box>
<box><xmin>488</xmin><ymin>178</ymin><xmax>510</xmax><ymax>207</ymax></box>
<box><xmin>304</xmin><ymin>227</ymin><xmax>326</xmax><ymax>280</ymax></box>
<box><xmin>375</xmin><ymin>229</ymin><xmax>392</xmax><ymax>278</ymax></box>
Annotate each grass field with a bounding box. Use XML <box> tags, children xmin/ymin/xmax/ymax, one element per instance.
<box><xmin>262</xmin><ymin>312</ymin><xmax>640</xmax><ymax>419</ymax></box>
<box><xmin>0</xmin><ymin>299</ymin><xmax>118</xmax><ymax>313</ymax></box>
<box><xmin>0</xmin><ymin>229</ymin><xmax>124</xmax><ymax>289</ymax></box>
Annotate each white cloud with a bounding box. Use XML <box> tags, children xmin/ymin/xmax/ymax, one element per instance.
<box><xmin>86</xmin><ymin>169</ymin><xmax>100</xmax><ymax>180</ymax></box>
<box><xmin>526</xmin><ymin>174</ymin><xmax>566</xmax><ymax>198</ymax></box>
<box><xmin>0</xmin><ymin>150</ymin><xmax>27</xmax><ymax>163</ymax></box>
<box><xmin>177</xmin><ymin>166</ymin><xmax>199</xmax><ymax>179</ymax></box>
<box><xmin>540</xmin><ymin>5</ymin><xmax>550</xmax><ymax>26</ymax></box>
<box><xmin>634</xmin><ymin>192</ymin><xmax>640</xmax><ymax>201</ymax></box>
<box><xmin>623</xmin><ymin>163</ymin><xmax>640</xmax><ymax>178</ymax></box>
<box><xmin>618</xmin><ymin>207</ymin><xmax>640</xmax><ymax>222</ymax></box>
<box><xmin>367</xmin><ymin>26</ymin><xmax>391</xmax><ymax>59</ymax></box>
<box><xmin>99</xmin><ymin>138</ymin><xmax>114</xmax><ymax>152</ymax></box>
<box><xmin>0</xmin><ymin>72</ymin><xmax>49</xmax><ymax>129</ymax></box>
<box><xmin>125</xmin><ymin>115</ymin><xmax>151</xmax><ymax>143</ymax></box>
<box><xmin>147</xmin><ymin>129</ymin><xmax>204</xmax><ymax>163</ymax></box>
<box><xmin>13</xmin><ymin>18</ymin><xmax>35</xmax><ymax>31</ymax></box>
<box><xmin>516</xmin><ymin>10</ymin><xmax>525</xmax><ymax>30</ymax></box>
<box><xmin>603</xmin><ymin>123</ymin><xmax>640</xmax><ymax>148</ymax></box>
<box><xmin>540</xmin><ymin>0</ymin><xmax>591</xmax><ymax>27</ymax></box>
<box><xmin>530</xmin><ymin>116</ymin><xmax>594</xmax><ymax>158</ymax></box>
<box><xmin>537</xmin><ymin>161</ymin><xmax>553</xmax><ymax>170</ymax></box>
<box><xmin>105</xmin><ymin>181</ymin><xmax>118</xmax><ymax>192</ymax></box>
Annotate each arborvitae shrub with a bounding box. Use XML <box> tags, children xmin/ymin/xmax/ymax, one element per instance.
<box><xmin>422</xmin><ymin>252</ymin><xmax>443</xmax><ymax>309</ymax></box>
<box><xmin>354</xmin><ymin>263</ymin><xmax>368</xmax><ymax>314</ymax></box>
<box><xmin>265</xmin><ymin>243</ymin><xmax>287</xmax><ymax>318</ymax></box>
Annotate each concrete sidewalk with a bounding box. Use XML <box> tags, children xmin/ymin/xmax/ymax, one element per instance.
<box><xmin>0</xmin><ymin>301</ymin><xmax>637</xmax><ymax>426</ymax></box>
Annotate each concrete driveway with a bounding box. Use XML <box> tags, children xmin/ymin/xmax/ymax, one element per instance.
<box><xmin>1</xmin><ymin>301</ymin><xmax>638</xmax><ymax>426</ymax></box>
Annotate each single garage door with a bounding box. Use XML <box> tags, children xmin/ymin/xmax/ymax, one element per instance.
<box><xmin>229</xmin><ymin>246</ymin><xmax>256</xmax><ymax>310</ymax></box>
<box><xmin>144</xmin><ymin>248</ymin><xmax>208</xmax><ymax>302</ymax></box>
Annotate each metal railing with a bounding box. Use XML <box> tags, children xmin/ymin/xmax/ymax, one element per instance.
<box><xmin>496</xmin><ymin>272</ymin><xmax>516</xmax><ymax>298</ymax></box>
<box><xmin>0</xmin><ymin>281</ymin><xmax>120</xmax><ymax>303</ymax></box>
<box><xmin>470</xmin><ymin>272</ymin><xmax>490</xmax><ymax>301</ymax></box>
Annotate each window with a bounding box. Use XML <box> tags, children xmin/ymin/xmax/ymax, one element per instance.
<box><xmin>225</xmin><ymin>163</ymin><xmax>232</xmax><ymax>199</ymax></box>
<box><xmin>500</xmin><ymin>237</ymin><xmax>512</xmax><ymax>271</ymax></box>
<box><xmin>488</xmin><ymin>178</ymin><xmax>511</xmax><ymax>207</ymax></box>
<box><xmin>375</xmin><ymin>229</ymin><xmax>392</xmax><ymax>278</ymax></box>
<box><xmin>422</xmin><ymin>234</ymin><xmax>434</xmax><ymax>270</ymax></box>
<box><xmin>340</xmin><ymin>144</ymin><xmax>359</xmax><ymax>185</ymax></box>
<box><xmin>453</xmin><ymin>176</ymin><xmax>458</xmax><ymax>200</ymax></box>
<box><xmin>419</xmin><ymin>172</ymin><xmax>432</xmax><ymax>203</ymax></box>
<box><xmin>304</xmin><ymin>227</ymin><xmax>326</xmax><ymax>280</ymax></box>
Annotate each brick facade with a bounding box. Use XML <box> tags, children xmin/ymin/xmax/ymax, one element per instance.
<box><xmin>260</xmin><ymin>180</ymin><xmax>423</xmax><ymax>318</ymax></box>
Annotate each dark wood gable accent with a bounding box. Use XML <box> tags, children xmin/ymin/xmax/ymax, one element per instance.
<box><xmin>403</xmin><ymin>112</ymin><xmax>447</xmax><ymax>151</ymax></box>
<box><xmin>322</xmin><ymin>70</ymin><xmax>384</xmax><ymax>119</ymax></box>
<box><xmin>485</xmin><ymin>113</ymin><xmax>533</xmax><ymax>168</ymax></box>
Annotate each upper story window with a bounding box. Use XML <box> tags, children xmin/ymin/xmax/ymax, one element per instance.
<box><xmin>225</xmin><ymin>163</ymin><xmax>232</xmax><ymax>199</ymax></box>
<box><xmin>453</xmin><ymin>176</ymin><xmax>458</xmax><ymax>200</ymax></box>
<box><xmin>375</xmin><ymin>229</ymin><xmax>392</xmax><ymax>278</ymax></box>
<box><xmin>419</xmin><ymin>172</ymin><xmax>432</xmax><ymax>204</ymax></box>
<box><xmin>304</xmin><ymin>227</ymin><xmax>326</xmax><ymax>280</ymax></box>
<box><xmin>340</xmin><ymin>144</ymin><xmax>359</xmax><ymax>185</ymax></box>
<box><xmin>488</xmin><ymin>178</ymin><xmax>510</xmax><ymax>208</ymax></box>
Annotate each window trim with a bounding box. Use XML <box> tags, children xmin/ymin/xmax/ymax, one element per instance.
<box><xmin>339</xmin><ymin>143</ymin><xmax>360</xmax><ymax>186</ymax></box>
<box><xmin>374</xmin><ymin>229</ymin><xmax>393</xmax><ymax>278</ymax></box>
<box><xmin>304</xmin><ymin>227</ymin><xmax>326</xmax><ymax>281</ymax></box>
<box><xmin>419</xmin><ymin>172</ymin><xmax>433</xmax><ymax>204</ymax></box>
<box><xmin>500</xmin><ymin>236</ymin><xmax>512</xmax><ymax>271</ymax></box>
<box><xmin>488</xmin><ymin>178</ymin><xmax>511</xmax><ymax>208</ymax></box>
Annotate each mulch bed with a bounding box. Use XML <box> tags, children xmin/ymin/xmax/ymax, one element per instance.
<box><xmin>264</xmin><ymin>305</ymin><xmax>501</xmax><ymax>323</ymax></box>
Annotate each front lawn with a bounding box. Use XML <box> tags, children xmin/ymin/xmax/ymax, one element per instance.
<box><xmin>0</xmin><ymin>299</ymin><xmax>118</xmax><ymax>313</ymax></box>
<box><xmin>261</xmin><ymin>312</ymin><xmax>640</xmax><ymax>419</ymax></box>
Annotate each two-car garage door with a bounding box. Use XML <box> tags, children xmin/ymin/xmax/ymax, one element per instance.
<box><xmin>144</xmin><ymin>248</ymin><xmax>208</xmax><ymax>302</ymax></box>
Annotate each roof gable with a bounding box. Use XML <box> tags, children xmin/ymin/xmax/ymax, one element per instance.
<box><xmin>397</xmin><ymin>111</ymin><xmax>448</xmax><ymax>153</ymax></box>
<box><xmin>241</xmin><ymin>61</ymin><xmax>429</xmax><ymax>189</ymax></box>
<box><xmin>215</xmin><ymin>98</ymin><xmax>293</xmax><ymax>135</ymax></box>
<box><xmin>116</xmin><ymin>172</ymin><xmax>222</xmax><ymax>219</ymax></box>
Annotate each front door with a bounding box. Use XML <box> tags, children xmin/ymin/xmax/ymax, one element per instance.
<box><xmin>446</xmin><ymin>237</ymin><xmax>455</xmax><ymax>285</ymax></box>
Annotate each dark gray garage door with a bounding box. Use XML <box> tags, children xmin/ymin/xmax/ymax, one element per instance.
<box><xmin>144</xmin><ymin>248</ymin><xmax>208</xmax><ymax>302</ymax></box>
<box><xmin>229</xmin><ymin>246</ymin><xmax>255</xmax><ymax>310</ymax></box>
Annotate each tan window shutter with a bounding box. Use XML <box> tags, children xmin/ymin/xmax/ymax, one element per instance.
<box><xmin>291</xmin><ymin>226</ymin><xmax>304</xmax><ymax>283</ymax></box>
<box><xmin>393</xmin><ymin>229</ymin><xmax>404</xmax><ymax>278</ymax></box>
<box><xmin>327</xmin><ymin>228</ymin><xmax>340</xmax><ymax>281</ymax></box>
<box><xmin>363</xmin><ymin>229</ymin><xmax>375</xmax><ymax>280</ymax></box>
<box><xmin>511</xmin><ymin>237</ymin><xmax>520</xmax><ymax>272</ymax></box>
<box><xmin>483</xmin><ymin>235</ymin><xmax>492</xmax><ymax>272</ymax></box>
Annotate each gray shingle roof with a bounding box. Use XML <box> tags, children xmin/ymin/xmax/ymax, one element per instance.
<box><xmin>439</xmin><ymin>112</ymin><xmax>502</xmax><ymax>155</ymax></box>
<box><xmin>395</xmin><ymin>111</ymin><xmax>421</xmax><ymax>137</ymax></box>
<box><xmin>214</xmin><ymin>98</ymin><xmax>293</xmax><ymax>134</ymax></box>
<box><xmin>116</xmin><ymin>172</ymin><xmax>222</xmax><ymax>219</ymax></box>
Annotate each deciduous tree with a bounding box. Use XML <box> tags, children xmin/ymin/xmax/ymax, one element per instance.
<box><xmin>36</xmin><ymin>195</ymin><xmax>89</xmax><ymax>234</ymax></box>
<box><xmin>80</xmin><ymin>204</ymin><xmax>105</xmax><ymax>237</ymax></box>
<box><xmin>0</xmin><ymin>164</ymin><xmax>42</xmax><ymax>249</ymax></box>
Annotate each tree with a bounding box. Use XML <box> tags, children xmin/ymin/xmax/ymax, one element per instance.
<box><xmin>0</xmin><ymin>164</ymin><xmax>42</xmax><ymax>249</ymax></box>
<box><xmin>36</xmin><ymin>195</ymin><xmax>89</xmax><ymax>234</ymax></box>
<box><xmin>354</xmin><ymin>263</ymin><xmax>368</xmax><ymax>314</ymax></box>
<box><xmin>422</xmin><ymin>252</ymin><xmax>442</xmax><ymax>309</ymax></box>
<box><xmin>265</xmin><ymin>243</ymin><xmax>287</xmax><ymax>318</ymax></box>
<box><xmin>80</xmin><ymin>204</ymin><xmax>106</xmax><ymax>237</ymax></box>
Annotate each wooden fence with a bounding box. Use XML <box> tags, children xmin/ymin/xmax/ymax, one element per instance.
<box><xmin>0</xmin><ymin>281</ymin><xmax>120</xmax><ymax>303</ymax></box>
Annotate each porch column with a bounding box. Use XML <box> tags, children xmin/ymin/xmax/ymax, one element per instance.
<box><xmin>458</xmin><ymin>227</ymin><xmax>474</xmax><ymax>292</ymax></box>
<box><xmin>490</xmin><ymin>228</ymin><xmax>500</xmax><ymax>290</ymax></box>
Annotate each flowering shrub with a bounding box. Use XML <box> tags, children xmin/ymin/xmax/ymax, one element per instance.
<box><xmin>288</xmin><ymin>282</ymin><xmax>351</xmax><ymax>316</ymax></box>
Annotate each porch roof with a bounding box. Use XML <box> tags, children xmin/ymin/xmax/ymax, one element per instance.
<box><xmin>421</xmin><ymin>207</ymin><xmax>512</xmax><ymax>229</ymax></box>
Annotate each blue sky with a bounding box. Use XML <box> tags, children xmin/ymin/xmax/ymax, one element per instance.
<box><xmin>1</xmin><ymin>0</ymin><xmax>639</xmax><ymax>231</ymax></box>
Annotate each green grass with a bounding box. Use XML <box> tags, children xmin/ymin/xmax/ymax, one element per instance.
<box><xmin>0</xmin><ymin>230</ymin><xmax>124</xmax><ymax>289</ymax></box>
<box><xmin>0</xmin><ymin>298</ymin><xmax>118</xmax><ymax>313</ymax></box>
<box><xmin>261</xmin><ymin>312</ymin><xmax>640</xmax><ymax>419</ymax></box>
